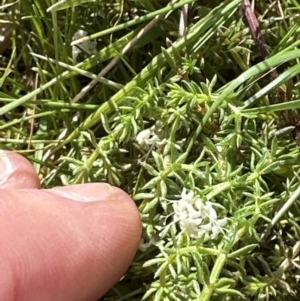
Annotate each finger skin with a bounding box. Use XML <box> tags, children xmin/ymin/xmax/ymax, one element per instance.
<box><xmin>0</xmin><ymin>185</ymin><xmax>142</xmax><ymax>301</ymax></box>
<box><xmin>0</xmin><ymin>151</ymin><xmax>41</xmax><ymax>189</ymax></box>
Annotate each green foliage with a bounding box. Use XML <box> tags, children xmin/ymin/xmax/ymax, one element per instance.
<box><xmin>1</xmin><ymin>0</ymin><xmax>300</xmax><ymax>300</ymax></box>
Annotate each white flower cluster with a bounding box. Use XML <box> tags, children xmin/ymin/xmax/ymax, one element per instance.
<box><xmin>72</xmin><ymin>30</ymin><xmax>97</xmax><ymax>61</ymax></box>
<box><xmin>172</xmin><ymin>188</ymin><xmax>227</xmax><ymax>239</ymax></box>
<box><xmin>136</xmin><ymin>126</ymin><xmax>166</xmax><ymax>147</ymax></box>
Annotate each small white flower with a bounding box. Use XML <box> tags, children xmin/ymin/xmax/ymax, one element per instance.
<box><xmin>172</xmin><ymin>188</ymin><xmax>227</xmax><ymax>239</ymax></box>
<box><xmin>72</xmin><ymin>30</ymin><xmax>97</xmax><ymax>61</ymax></box>
<box><xmin>136</xmin><ymin>128</ymin><xmax>152</xmax><ymax>145</ymax></box>
<box><xmin>180</xmin><ymin>219</ymin><xmax>202</xmax><ymax>238</ymax></box>
<box><xmin>136</xmin><ymin>127</ymin><xmax>166</xmax><ymax>147</ymax></box>
<box><xmin>180</xmin><ymin>187</ymin><xmax>194</xmax><ymax>204</ymax></box>
<box><xmin>200</xmin><ymin>217</ymin><xmax>227</xmax><ymax>239</ymax></box>
<box><xmin>201</xmin><ymin>201</ymin><xmax>218</xmax><ymax>221</ymax></box>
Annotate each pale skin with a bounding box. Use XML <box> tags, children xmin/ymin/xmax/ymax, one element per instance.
<box><xmin>0</xmin><ymin>150</ymin><xmax>142</xmax><ymax>301</ymax></box>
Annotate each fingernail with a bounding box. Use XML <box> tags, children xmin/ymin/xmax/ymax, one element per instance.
<box><xmin>50</xmin><ymin>183</ymin><xmax>117</xmax><ymax>202</ymax></box>
<box><xmin>0</xmin><ymin>150</ymin><xmax>41</xmax><ymax>189</ymax></box>
<box><xmin>0</xmin><ymin>150</ymin><xmax>14</xmax><ymax>186</ymax></box>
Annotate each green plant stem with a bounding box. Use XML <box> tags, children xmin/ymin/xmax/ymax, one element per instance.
<box><xmin>198</xmin><ymin>253</ymin><xmax>227</xmax><ymax>301</ymax></box>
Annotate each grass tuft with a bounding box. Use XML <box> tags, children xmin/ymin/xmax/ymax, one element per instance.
<box><xmin>1</xmin><ymin>0</ymin><xmax>300</xmax><ymax>300</ymax></box>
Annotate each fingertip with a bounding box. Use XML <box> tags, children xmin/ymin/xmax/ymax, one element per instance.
<box><xmin>51</xmin><ymin>183</ymin><xmax>142</xmax><ymax>294</ymax></box>
<box><xmin>52</xmin><ymin>184</ymin><xmax>142</xmax><ymax>231</ymax></box>
<box><xmin>74</xmin><ymin>186</ymin><xmax>142</xmax><ymax>296</ymax></box>
<box><xmin>114</xmin><ymin>186</ymin><xmax>142</xmax><ymax>237</ymax></box>
<box><xmin>0</xmin><ymin>185</ymin><xmax>142</xmax><ymax>300</ymax></box>
<box><xmin>113</xmin><ymin>186</ymin><xmax>143</xmax><ymax>244</ymax></box>
<box><xmin>0</xmin><ymin>150</ymin><xmax>41</xmax><ymax>189</ymax></box>
<box><xmin>52</xmin><ymin>183</ymin><xmax>142</xmax><ymax>245</ymax></box>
